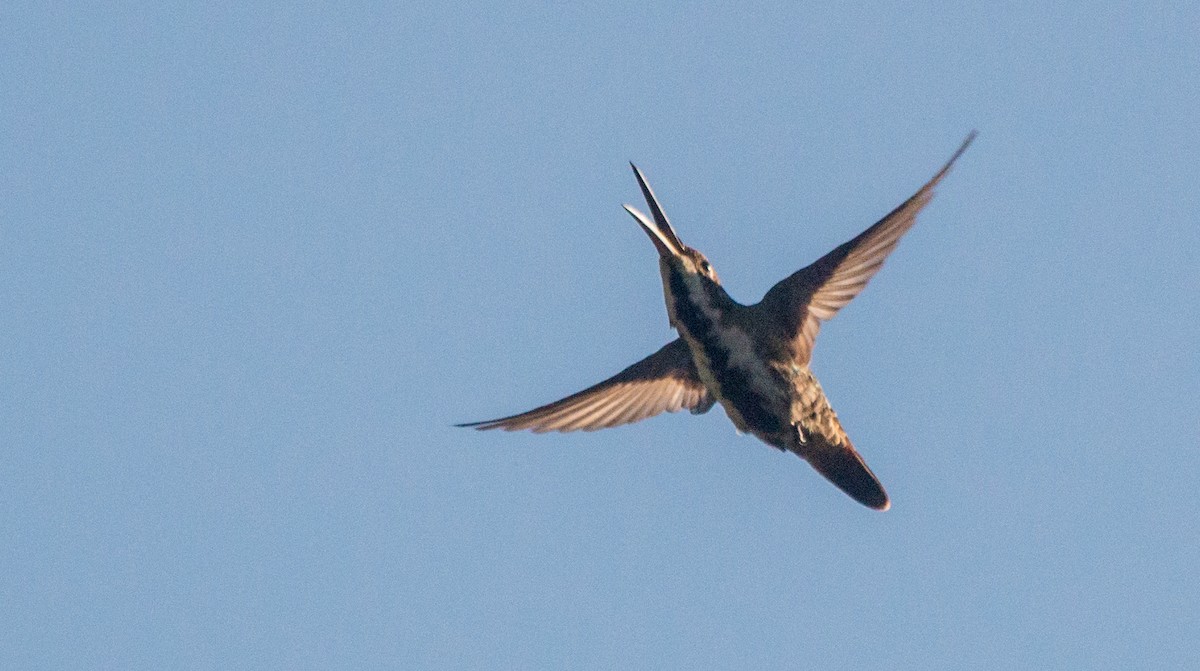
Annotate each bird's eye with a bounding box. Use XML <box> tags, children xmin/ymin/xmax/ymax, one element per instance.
<box><xmin>701</xmin><ymin>261</ymin><xmax>712</xmax><ymax>274</ymax></box>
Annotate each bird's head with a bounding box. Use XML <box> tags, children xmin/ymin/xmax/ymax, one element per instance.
<box><xmin>623</xmin><ymin>164</ymin><xmax>720</xmax><ymax>286</ymax></box>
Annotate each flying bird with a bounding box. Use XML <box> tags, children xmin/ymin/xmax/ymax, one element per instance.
<box><xmin>460</xmin><ymin>133</ymin><xmax>976</xmax><ymax>510</ymax></box>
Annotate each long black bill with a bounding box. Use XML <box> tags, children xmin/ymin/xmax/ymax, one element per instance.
<box><xmin>623</xmin><ymin>163</ymin><xmax>685</xmax><ymax>258</ymax></box>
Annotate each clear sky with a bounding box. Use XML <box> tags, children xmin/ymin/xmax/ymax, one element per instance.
<box><xmin>3</xmin><ymin>2</ymin><xmax>1198</xmax><ymax>669</ymax></box>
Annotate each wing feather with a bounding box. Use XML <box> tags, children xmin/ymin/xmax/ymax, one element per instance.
<box><xmin>457</xmin><ymin>338</ymin><xmax>711</xmax><ymax>433</ymax></box>
<box><xmin>759</xmin><ymin>132</ymin><xmax>975</xmax><ymax>361</ymax></box>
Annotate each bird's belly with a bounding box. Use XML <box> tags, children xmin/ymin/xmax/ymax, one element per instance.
<box><xmin>681</xmin><ymin>330</ymin><xmax>791</xmax><ymax>440</ymax></box>
<box><xmin>667</xmin><ymin>277</ymin><xmax>791</xmax><ymax>442</ymax></box>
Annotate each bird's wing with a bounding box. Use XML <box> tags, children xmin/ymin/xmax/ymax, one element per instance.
<box><xmin>457</xmin><ymin>338</ymin><xmax>711</xmax><ymax>433</ymax></box>
<box><xmin>759</xmin><ymin>132</ymin><xmax>975</xmax><ymax>362</ymax></box>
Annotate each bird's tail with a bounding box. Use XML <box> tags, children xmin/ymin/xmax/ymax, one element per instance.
<box><xmin>791</xmin><ymin>427</ymin><xmax>890</xmax><ymax>510</ymax></box>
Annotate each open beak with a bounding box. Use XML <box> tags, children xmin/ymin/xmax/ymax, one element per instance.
<box><xmin>623</xmin><ymin>163</ymin><xmax>685</xmax><ymax>259</ymax></box>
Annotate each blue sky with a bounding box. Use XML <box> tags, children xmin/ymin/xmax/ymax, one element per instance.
<box><xmin>3</xmin><ymin>2</ymin><xmax>1198</xmax><ymax>669</ymax></box>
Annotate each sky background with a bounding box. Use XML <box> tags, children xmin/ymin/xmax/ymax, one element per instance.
<box><xmin>3</xmin><ymin>2</ymin><xmax>1198</xmax><ymax>669</ymax></box>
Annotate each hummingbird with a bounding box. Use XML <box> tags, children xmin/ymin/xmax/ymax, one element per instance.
<box><xmin>460</xmin><ymin>133</ymin><xmax>976</xmax><ymax>510</ymax></box>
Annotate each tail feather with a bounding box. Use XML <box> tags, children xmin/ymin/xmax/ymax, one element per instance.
<box><xmin>792</xmin><ymin>427</ymin><xmax>890</xmax><ymax>511</ymax></box>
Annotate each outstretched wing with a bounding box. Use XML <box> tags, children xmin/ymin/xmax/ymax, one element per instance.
<box><xmin>457</xmin><ymin>338</ymin><xmax>712</xmax><ymax>433</ymax></box>
<box><xmin>759</xmin><ymin>132</ymin><xmax>975</xmax><ymax>362</ymax></box>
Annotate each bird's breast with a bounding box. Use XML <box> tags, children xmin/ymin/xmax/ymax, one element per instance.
<box><xmin>666</xmin><ymin>271</ymin><xmax>790</xmax><ymax>437</ymax></box>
